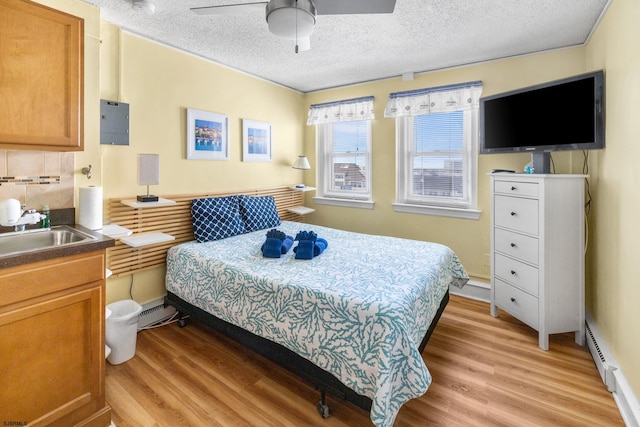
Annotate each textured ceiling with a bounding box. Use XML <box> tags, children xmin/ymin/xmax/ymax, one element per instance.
<box><xmin>82</xmin><ymin>0</ymin><xmax>610</xmax><ymax>93</ymax></box>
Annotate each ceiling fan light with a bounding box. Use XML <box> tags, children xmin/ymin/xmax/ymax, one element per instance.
<box><xmin>266</xmin><ymin>0</ymin><xmax>316</xmax><ymax>40</ymax></box>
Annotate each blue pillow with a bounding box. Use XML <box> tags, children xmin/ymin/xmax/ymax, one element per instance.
<box><xmin>238</xmin><ymin>195</ymin><xmax>281</xmax><ymax>232</ymax></box>
<box><xmin>191</xmin><ymin>196</ymin><xmax>246</xmax><ymax>242</ymax></box>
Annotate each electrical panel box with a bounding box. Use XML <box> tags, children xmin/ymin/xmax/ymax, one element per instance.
<box><xmin>100</xmin><ymin>100</ymin><xmax>129</xmax><ymax>146</ymax></box>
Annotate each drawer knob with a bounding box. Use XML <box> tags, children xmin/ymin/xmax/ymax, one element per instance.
<box><xmin>510</xmin><ymin>297</ymin><xmax>516</xmax><ymax>303</ymax></box>
<box><xmin>510</xmin><ymin>211</ymin><xmax>517</xmax><ymax>216</ymax></box>
<box><xmin>511</xmin><ymin>186</ymin><xmax>517</xmax><ymax>191</ymax></box>
<box><xmin>510</xmin><ymin>243</ymin><xmax>517</xmax><ymax>248</ymax></box>
<box><xmin>510</xmin><ymin>270</ymin><xmax>517</xmax><ymax>275</ymax></box>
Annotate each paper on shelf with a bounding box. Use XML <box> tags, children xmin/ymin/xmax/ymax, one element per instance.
<box><xmin>99</xmin><ymin>224</ymin><xmax>133</xmax><ymax>238</ymax></box>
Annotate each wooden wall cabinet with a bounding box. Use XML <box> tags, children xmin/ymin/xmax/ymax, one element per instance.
<box><xmin>489</xmin><ymin>174</ymin><xmax>586</xmax><ymax>350</ymax></box>
<box><xmin>0</xmin><ymin>0</ymin><xmax>84</xmax><ymax>151</ymax></box>
<box><xmin>0</xmin><ymin>251</ymin><xmax>111</xmax><ymax>426</ymax></box>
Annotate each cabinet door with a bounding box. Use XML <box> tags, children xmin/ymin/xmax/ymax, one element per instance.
<box><xmin>0</xmin><ymin>0</ymin><xmax>83</xmax><ymax>151</ymax></box>
<box><xmin>0</xmin><ymin>284</ymin><xmax>104</xmax><ymax>425</ymax></box>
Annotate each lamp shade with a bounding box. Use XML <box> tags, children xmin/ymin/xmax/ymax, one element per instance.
<box><xmin>266</xmin><ymin>0</ymin><xmax>316</xmax><ymax>40</ymax></box>
<box><xmin>292</xmin><ymin>155</ymin><xmax>311</xmax><ymax>170</ymax></box>
<box><xmin>138</xmin><ymin>153</ymin><xmax>160</xmax><ymax>185</ymax></box>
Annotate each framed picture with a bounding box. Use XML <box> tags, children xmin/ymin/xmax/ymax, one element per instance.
<box><xmin>242</xmin><ymin>119</ymin><xmax>272</xmax><ymax>162</ymax></box>
<box><xmin>187</xmin><ymin>108</ymin><xmax>229</xmax><ymax>160</ymax></box>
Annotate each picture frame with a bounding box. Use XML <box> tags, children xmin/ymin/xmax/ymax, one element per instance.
<box><xmin>187</xmin><ymin>108</ymin><xmax>229</xmax><ymax>160</ymax></box>
<box><xmin>242</xmin><ymin>119</ymin><xmax>272</xmax><ymax>162</ymax></box>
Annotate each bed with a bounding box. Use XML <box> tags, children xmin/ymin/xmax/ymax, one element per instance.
<box><xmin>164</xmin><ymin>195</ymin><xmax>468</xmax><ymax>427</ymax></box>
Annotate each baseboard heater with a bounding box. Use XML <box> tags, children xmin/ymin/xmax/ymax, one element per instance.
<box><xmin>585</xmin><ymin>316</ymin><xmax>617</xmax><ymax>392</ymax></box>
<box><xmin>138</xmin><ymin>297</ymin><xmax>176</xmax><ymax>329</ymax></box>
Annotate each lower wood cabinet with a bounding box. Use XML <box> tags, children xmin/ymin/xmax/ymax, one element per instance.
<box><xmin>0</xmin><ymin>251</ymin><xmax>111</xmax><ymax>426</ymax></box>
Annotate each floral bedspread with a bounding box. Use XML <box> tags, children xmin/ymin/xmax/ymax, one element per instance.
<box><xmin>165</xmin><ymin>221</ymin><xmax>468</xmax><ymax>426</ymax></box>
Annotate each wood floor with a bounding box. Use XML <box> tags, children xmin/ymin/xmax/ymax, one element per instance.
<box><xmin>105</xmin><ymin>295</ymin><xmax>623</xmax><ymax>426</ymax></box>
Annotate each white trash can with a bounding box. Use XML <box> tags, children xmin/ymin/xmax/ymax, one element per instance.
<box><xmin>105</xmin><ymin>306</ymin><xmax>112</xmax><ymax>360</ymax></box>
<box><xmin>106</xmin><ymin>299</ymin><xmax>143</xmax><ymax>365</ymax></box>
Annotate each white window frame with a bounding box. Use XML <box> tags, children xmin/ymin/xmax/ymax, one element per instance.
<box><xmin>393</xmin><ymin>110</ymin><xmax>481</xmax><ymax>220</ymax></box>
<box><xmin>314</xmin><ymin>120</ymin><xmax>374</xmax><ymax>210</ymax></box>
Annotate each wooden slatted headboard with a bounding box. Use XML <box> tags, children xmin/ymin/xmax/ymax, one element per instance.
<box><xmin>106</xmin><ymin>186</ymin><xmax>305</xmax><ymax>278</ymax></box>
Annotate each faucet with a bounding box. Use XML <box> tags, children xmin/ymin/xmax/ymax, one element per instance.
<box><xmin>14</xmin><ymin>206</ymin><xmax>46</xmax><ymax>232</ymax></box>
<box><xmin>0</xmin><ymin>199</ymin><xmax>46</xmax><ymax>232</ymax></box>
<box><xmin>14</xmin><ymin>205</ymin><xmax>28</xmax><ymax>232</ymax></box>
<box><xmin>13</xmin><ymin>205</ymin><xmax>26</xmax><ymax>231</ymax></box>
<box><xmin>1</xmin><ymin>204</ymin><xmax>46</xmax><ymax>232</ymax></box>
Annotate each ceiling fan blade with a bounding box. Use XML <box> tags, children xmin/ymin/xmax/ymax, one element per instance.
<box><xmin>191</xmin><ymin>2</ymin><xmax>268</xmax><ymax>15</ymax></box>
<box><xmin>314</xmin><ymin>0</ymin><xmax>396</xmax><ymax>15</ymax></box>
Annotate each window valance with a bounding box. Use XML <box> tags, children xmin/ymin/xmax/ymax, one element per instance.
<box><xmin>384</xmin><ymin>81</ymin><xmax>483</xmax><ymax>118</ymax></box>
<box><xmin>307</xmin><ymin>96</ymin><xmax>375</xmax><ymax>125</ymax></box>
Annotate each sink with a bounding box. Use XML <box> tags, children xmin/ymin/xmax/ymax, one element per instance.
<box><xmin>0</xmin><ymin>226</ymin><xmax>97</xmax><ymax>257</ymax></box>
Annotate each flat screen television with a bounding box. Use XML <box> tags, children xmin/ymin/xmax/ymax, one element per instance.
<box><xmin>479</xmin><ymin>70</ymin><xmax>605</xmax><ymax>173</ymax></box>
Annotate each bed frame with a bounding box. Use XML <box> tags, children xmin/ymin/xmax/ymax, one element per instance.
<box><xmin>107</xmin><ymin>186</ymin><xmax>451</xmax><ymax>417</ymax></box>
<box><xmin>165</xmin><ymin>289</ymin><xmax>449</xmax><ymax>417</ymax></box>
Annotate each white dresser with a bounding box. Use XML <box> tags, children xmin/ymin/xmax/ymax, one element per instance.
<box><xmin>489</xmin><ymin>173</ymin><xmax>586</xmax><ymax>350</ymax></box>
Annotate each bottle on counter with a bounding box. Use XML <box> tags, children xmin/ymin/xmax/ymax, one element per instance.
<box><xmin>41</xmin><ymin>205</ymin><xmax>51</xmax><ymax>228</ymax></box>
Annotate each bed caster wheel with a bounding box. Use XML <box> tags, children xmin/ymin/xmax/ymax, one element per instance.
<box><xmin>178</xmin><ymin>318</ymin><xmax>188</xmax><ymax>328</ymax></box>
<box><xmin>317</xmin><ymin>400</ymin><xmax>330</xmax><ymax>419</ymax></box>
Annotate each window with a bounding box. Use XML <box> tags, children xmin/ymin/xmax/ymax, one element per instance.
<box><xmin>385</xmin><ymin>82</ymin><xmax>482</xmax><ymax>219</ymax></box>
<box><xmin>398</xmin><ymin>111</ymin><xmax>470</xmax><ymax>205</ymax></box>
<box><xmin>317</xmin><ymin>120</ymin><xmax>371</xmax><ymax>201</ymax></box>
<box><xmin>307</xmin><ymin>97</ymin><xmax>375</xmax><ymax>209</ymax></box>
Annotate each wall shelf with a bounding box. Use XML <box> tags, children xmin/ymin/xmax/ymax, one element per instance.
<box><xmin>120</xmin><ymin>232</ymin><xmax>175</xmax><ymax>247</ymax></box>
<box><xmin>121</xmin><ymin>198</ymin><xmax>176</xmax><ymax>208</ymax></box>
<box><xmin>289</xmin><ymin>186</ymin><xmax>315</xmax><ymax>215</ymax></box>
<box><xmin>289</xmin><ymin>186</ymin><xmax>316</xmax><ymax>192</ymax></box>
<box><xmin>287</xmin><ymin>206</ymin><xmax>315</xmax><ymax>215</ymax></box>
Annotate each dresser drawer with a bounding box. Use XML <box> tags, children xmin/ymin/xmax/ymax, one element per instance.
<box><xmin>494</xmin><ymin>180</ymin><xmax>539</xmax><ymax>197</ymax></box>
<box><xmin>494</xmin><ymin>253</ymin><xmax>539</xmax><ymax>296</ymax></box>
<box><xmin>494</xmin><ymin>228</ymin><xmax>539</xmax><ymax>265</ymax></box>
<box><xmin>494</xmin><ymin>195</ymin><xmax>539</xmax><ymax>235</ymax></box>
<box><xmin>494</xmin><ymin>278</ymin><xmax>539</xmax><ymax>329</ymax></box>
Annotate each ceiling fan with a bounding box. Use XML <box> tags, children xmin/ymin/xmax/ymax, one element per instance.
<box><xmin>190</xmin><ymin>0</ymin><xmax>397</xmax><ymax>52</ymax></box>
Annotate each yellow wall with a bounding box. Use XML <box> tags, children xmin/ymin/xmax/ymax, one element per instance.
<box><xmin>584</xmin><ymin>0</ymin><xmax>640</xmax><ymax>398</ymax></box>
<box><xmin>303</xmin><ymin>48</ymin><xmax>587</xmax><ymax>282</ymax></box>
<box><xmin>97</xmin><ymin>27</ymin><xmax>307</xmax><ymax>198</ymax></box>
<box><xmin>95</xmin><ymin>26</ymin><xmax>307</xmax><ymax>302</ymax></box>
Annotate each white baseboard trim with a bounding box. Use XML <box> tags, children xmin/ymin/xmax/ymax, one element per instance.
<box><xmin>586</xmin><ymin>311</ymin><xmax>640</xmax><ymax>427</ymax></box>
<box><xmin>614</xmin><ymin>369</ymin><xmax>640</xmax><ymax>427</ymax></box>
<box><xmin>449</xmin><ymin>278</ymin><xmax>490</xmax><ymax>302</ymax></box>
